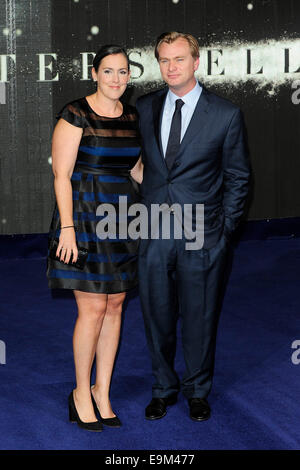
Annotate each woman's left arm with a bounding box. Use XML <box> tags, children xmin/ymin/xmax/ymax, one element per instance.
<box><xmin>130</xmin><ymin>156</ymin><xmax>144</xmax><ymax>184</ymax></box>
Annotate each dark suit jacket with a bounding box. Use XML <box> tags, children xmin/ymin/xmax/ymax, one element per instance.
<box><xmin>136</xmin><ymin>84</ymin><xmax>251</xmax><ymax>249</ymax></box>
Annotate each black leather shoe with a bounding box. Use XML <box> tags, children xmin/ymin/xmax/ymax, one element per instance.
<box><xmin>188</xmin><ymin>398</ymin><xmax>211</xmax><ymax>421</ymax></box>
<box><xmin>145</xmin><ymin>396</ymin><xmax>177</xmax><ymax>420</ymax></box>
<box><xmin>68</xmin><ymin>391</ymin><xmax>103</xmax><ymax>432</ymax></box>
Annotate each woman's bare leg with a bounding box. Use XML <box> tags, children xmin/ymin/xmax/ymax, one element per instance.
<box><xmin>72</xmin><ymin>290</ymin><xmax>107</xmax><ymax>422</ymax></box>
<box><xmin>92</xmin><ymin>292</ymin><xmax>126</xmax><ymax>418</ymax></box>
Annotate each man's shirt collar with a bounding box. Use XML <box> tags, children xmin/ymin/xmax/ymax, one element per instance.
<box><xmin>167</xmin><ymin>81</ymin><xmax>202</xmax><ymax>109</ymax></box>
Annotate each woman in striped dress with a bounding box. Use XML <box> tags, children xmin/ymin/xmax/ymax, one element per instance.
<box><xmin>46</xmin><ymin>45</ymin><xmax>143</xmax><ymax>431</ymax></box>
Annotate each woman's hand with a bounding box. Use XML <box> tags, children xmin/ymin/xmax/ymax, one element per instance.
<box><xmin>130</xmin><ymin>156</ymin><xmax>144</xmax><ymax>184</ymax></box>
<box><xmin>57</xmin><ymin>227</ymin><xmax>78</xmax><ymax>264</ymax></box>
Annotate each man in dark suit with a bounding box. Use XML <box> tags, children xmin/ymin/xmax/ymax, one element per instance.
<box><xmin>136</xmin><ymin>31</ymin><xmax>250</xmax><ymax>421</ymax></box>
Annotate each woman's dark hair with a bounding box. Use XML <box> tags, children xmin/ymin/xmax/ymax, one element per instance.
<box><xmin>92</xmin><ymin>45</ymin><xmax>130</xmax><ymax>72</ymax></box>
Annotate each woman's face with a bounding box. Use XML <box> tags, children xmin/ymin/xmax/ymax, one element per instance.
<box><xmin>92</xmin><ymin>53</ymin><xmax>130</xmax><ymax>100</ymax></box>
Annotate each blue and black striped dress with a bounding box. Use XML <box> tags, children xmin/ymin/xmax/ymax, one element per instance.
<box><xmin>46</xmin><ymin>97</ymin><xmax>141</xmax><ymax>294</ymax></box>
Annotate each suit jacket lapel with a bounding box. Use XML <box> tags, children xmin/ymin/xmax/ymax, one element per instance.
<box><xmin>179</xmin><ymin>85</ymin><xmax>211</xmax><ymax>154</ymax></box>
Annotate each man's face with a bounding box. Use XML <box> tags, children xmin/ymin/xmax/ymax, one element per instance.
<box><xmin>157</xmin><ymin>38</ymin><xmax>199</xmax><ymax>95</ymax></box>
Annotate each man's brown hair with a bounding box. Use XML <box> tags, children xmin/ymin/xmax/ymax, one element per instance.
<box><xmin>154</xmin><ymin>31</ymin><xmax>200</xmax><ymax>60</ymax></box>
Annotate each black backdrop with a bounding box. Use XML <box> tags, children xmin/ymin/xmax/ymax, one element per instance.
<box><xmin>0</xmin><ymin>0</ymin><xmax>299</xmax><ymax>235</ymax></box>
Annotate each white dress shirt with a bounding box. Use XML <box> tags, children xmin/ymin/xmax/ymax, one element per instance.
<box><xmin>161</xmin><ymin>81</ymin><xmax>202</xmax><ymax>157</ymax></box>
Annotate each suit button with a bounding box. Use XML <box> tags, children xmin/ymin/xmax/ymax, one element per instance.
<box><xmin>174</xmin><ymin>161</ymin><xmax>180</xmax><ymax>167</ymax></box>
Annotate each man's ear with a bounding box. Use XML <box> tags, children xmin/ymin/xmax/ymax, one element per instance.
<box><xmin>194</xmin><ymin>57</ymin><xmax>200</xmax><ymax>72</ymax></box>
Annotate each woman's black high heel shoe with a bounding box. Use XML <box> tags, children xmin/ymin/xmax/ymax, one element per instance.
<box><xmin>68</xmin><ymin>391</ymin><xmax>103</xmax><ymax>432</ymax></box>
<box><xmin>91</xmin><ymin>387</ymin><xmax>122</xmax><ymax>428</ymax></box>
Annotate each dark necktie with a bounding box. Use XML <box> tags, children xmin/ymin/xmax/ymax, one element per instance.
<box><xmin>164</xmin><ymin>98</ymin><xmax>184</xmax><ymax>170</ymax></box>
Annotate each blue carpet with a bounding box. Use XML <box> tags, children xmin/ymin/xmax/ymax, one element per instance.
<box><xmin>0</xmin><ymin>238</ymin><xmax>300</xmax><ymax>449</ymax></box>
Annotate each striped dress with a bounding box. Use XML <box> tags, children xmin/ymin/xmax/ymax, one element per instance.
<box><xmin>46</xmin><ymin>97</ymin><xmax>141</xmax><ymax>294</ymax></box>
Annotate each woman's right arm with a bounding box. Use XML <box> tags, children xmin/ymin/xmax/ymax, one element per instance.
<box><xmin>51</xmin><ymin>118</ymin><xmax>83</xmax><ymax>264</ymax></box>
